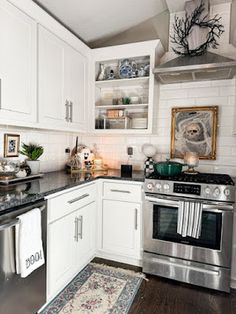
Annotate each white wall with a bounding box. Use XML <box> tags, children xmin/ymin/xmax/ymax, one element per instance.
<box><xmin>82</xmin><ymin>78</ymin><xmax>236</xmax><ymax>175</ymax></box>
<box><xmin>0</xmin><ymin>126</ymin><xmax>72</xmax><ymax>172</ymax></box>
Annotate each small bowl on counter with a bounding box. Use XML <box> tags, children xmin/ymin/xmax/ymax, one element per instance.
<box><xmin>0</xmin><ymin>159</ymin><xmax>20</xmax><ymax>180</ymax></box>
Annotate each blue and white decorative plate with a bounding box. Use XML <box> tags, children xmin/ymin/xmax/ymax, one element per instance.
<box><xmin>119</xmin><ymin>59</ymin><xmax>133</xmax><ymax>79</ymax></box>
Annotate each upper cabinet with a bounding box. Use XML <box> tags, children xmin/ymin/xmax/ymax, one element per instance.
<box><xmin>0</xmin><ymin>0</ymin><xmax>37</xmax><ymax>125</ymax></box>
<box><xmin>38</xmin><ymin>25</ymin><xmax>87</xmax><ymax>132</ymax></box>
<box><xmin>0</xmin><ymin>1</ymin><xmax>163</xmax><ymax>134</ymax></box>
<box><xmin>64</xmin><ymin>44</ymin><xmax>87</xmax><ymax>131</ymax></box>
<box><xmin>90</xmin><ymin>41</ymin><xmax>164</xmax><ymax>134</ymax></box>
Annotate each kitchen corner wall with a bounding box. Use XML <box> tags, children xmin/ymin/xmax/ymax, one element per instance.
<box><xmin>81</xmin><ymin>78</ymin><xmax>236</xmax><ymax>175</ymax></box>
<box><xmin>0</xmin><ymin>126</ymin><xmax>72</xmax><ymax>172</ymax></box>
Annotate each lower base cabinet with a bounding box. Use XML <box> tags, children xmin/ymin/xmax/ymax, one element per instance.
<box><xmin>102</xmin><ymin>199</ymin><xmax>141</xmax><ymax>260</ymax></box>
<box><xmin>46</xmin><ymin>180</ymin><xmax>142</xmax><ymax>301</ymax></box>
<box><xmin>47</xmin><ymin>200</ymin><xmax>96</xmax><ymax>300</ymax></box>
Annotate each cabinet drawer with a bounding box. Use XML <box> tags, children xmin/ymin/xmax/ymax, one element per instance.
<box><xmin>48</xmin><ymin>183</ymin><xmax>96</xmax><ymax>222</ymax></box>
<box><xmin>103</xmin><ymin>181</ymin><xmax>142</xmax><ymax>202</ymax></box>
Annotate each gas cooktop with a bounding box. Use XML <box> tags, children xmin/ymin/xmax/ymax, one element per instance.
<box><xmin>146</xmin><ymin>172</ymin><xmax>235</xmax><ymax>186</ymax></box>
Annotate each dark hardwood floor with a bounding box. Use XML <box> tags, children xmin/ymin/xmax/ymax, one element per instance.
<box><xmin>93</xmin><ymin>258</ymin><xmax>236</xmax><ymax>314</ymax></box>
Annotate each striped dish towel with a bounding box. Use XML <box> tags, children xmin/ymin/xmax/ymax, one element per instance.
<box><xmin>177</xmin><ymin>201</ymin><xmax>203</xmax><ymax>238</ymax></box>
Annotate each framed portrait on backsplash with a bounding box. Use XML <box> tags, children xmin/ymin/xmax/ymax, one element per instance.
<box><xmin>4</xmin><ymin>134</ymin><xmax>20</xmax><ymax>157</ymax></box>
<box><xmin>170</xmin><ymin>106</ymin><xmax>218</xmax><ymax>160</ymax></box>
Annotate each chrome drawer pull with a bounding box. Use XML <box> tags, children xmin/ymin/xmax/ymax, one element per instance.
<box><xmin>110</xmin><ymin>189</ymin><xmax>131</xmax><ymax>194</ymax></box>
<box><xmin>68</xmin><ymin>193</ymin><xmax>89</xmax><ymax>204</ymax></box>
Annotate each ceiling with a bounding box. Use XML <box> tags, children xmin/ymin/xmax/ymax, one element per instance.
<box><xmin>34</xmin><ymin>0</ymin><xmax>232</xmax><ymax>45</ymax></box>
<box><xmin>34</xmin><ymin>0</ymin><xmax>167</xmax><ymax>44</ymax></box>
<box><xmin>166</xmin><ymin>0</ymin><xmax>232</xmax><ymax>13</ymax></box>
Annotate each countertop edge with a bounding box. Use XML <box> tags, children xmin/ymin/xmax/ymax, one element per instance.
<box><xmin>0</xmin><ymin>171</ymin><xmax>145</xmax><ymax>214</ymax></box>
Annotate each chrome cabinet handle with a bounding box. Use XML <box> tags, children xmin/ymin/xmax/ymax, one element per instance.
<box><xmin>134</xmin><ymin>208</ymin><xmax>138</xmax><ymax>230</ymax></box>
<box><xmin>68</xmin><ymin>193</ymin><xmax>89</xmax><ymax>204</ymax></box>
<box><xmin>110</xmin><ymin>189</ymin><xmax>131</xmax><ymax>194</ymax></box>
<box><xmin>65</xmin><ymin>100</ymin><xmax>69</xmax><ymax>122</ymax></box>
<box><xmin>78</xmin><ymin>215</ymin><xmax>83</xmax><ymax>239</ymax></box>
<box><xmin>0</xmin><ymin>205</ymin><xmax>46</xmax><ymax>231</ymax></box>
<box><xmin>69</xmin><ymin>101</ymin><xmax>73</xmax><ymax>123</ymax></box>
<box><xmin>74</xmin><ymin>217</ymin><xmax>79</xmax><ymax>242</ymax></box>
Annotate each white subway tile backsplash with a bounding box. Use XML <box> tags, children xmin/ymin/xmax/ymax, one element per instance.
<box><xmin>82</xmin><ymin>78</ymin><xmax>236</xmax><ymax>174</ymax></box>
<box><xmin>196</xmin><ymin>97</ymin><xmax>228</xmax><ymax>106</ymax></box>
<box><xmin>0</xmin><ymin>127</ymin><xmax>70</xmax><ymax>172</ymax></box>
<box><xmin>166</xmin><ymin>98</ymin><xmax>196</xmax><ymax>107</ymax></box>
<box><xmin>212</xmin><ymin>79</ymin><xmax>235</xmax><ymax>87</ymax></box>
<box><xmin>187</xmin><ymin>87</ymin><xmax>219</xmax><ymax>98</ymax></box>
<box><xmin>219</xmin><ymin>86</ymin><xmax>235</xmax><ymax>96</ymax></box>
<box><xmin>160</xmin><ymin>89</ymin><xmax>188</xmax><ymax>100</ymax></box>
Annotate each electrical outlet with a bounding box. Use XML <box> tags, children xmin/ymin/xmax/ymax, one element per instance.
<box><xmin>127</xmin><ymin>146</ymin><xmax>133</xmax><ymax>156</ymax></box>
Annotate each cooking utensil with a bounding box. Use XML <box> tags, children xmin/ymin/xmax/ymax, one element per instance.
<box><xmin>153</xmin><ymin>159</ymin><xmax>183</xmax><ymax>176</ymax></box>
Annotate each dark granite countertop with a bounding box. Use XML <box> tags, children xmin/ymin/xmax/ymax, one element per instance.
<box><xmin>0</xmin><ymin>169</ymin><xmax>145</xmax><ymax>214</ymax></box>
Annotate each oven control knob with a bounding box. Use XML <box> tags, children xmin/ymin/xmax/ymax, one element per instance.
<box><xmin>204</xmin><ymin>186</ymin><xmax>211</xmax><ymax>194</ymax></box>
<box><xmin>213</xmin><ymin>187</ymin><xmax>220</xmax><ymax>196</ymax></box>
<box><xmin>224</xmin><ymin>188</ymin><xmax>230</xmax><ymax>196</ymax></box>
<box><xmin>155</xmin><ymin>183</ymin><xmax>162</xmax><ymax>190</ymax></box>
<box><xmin>147</xmin><ymin>183</ymin><xmax>154</xmax><ymax>190</ymax></box>
<box><xmin>163</xmin><ymin>183</ymin><xmax>170</xmax><ymax>190</ymax></box>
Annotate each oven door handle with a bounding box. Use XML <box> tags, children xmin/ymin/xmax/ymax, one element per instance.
<box><xmin>0</xmin><ymin>205</ymin><xmax>46</xmax><ymax>231</ymax></box>
<box><xmin>145</xmin><ymin>196</ymin><xmax>179</xmax><ymax>207</ymax></box>
<box><xmin>145</xmin><ymin>196</ymin><xmax>234</xmax><ymax>212</ymax></box>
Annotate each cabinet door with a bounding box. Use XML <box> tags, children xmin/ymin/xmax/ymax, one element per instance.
<box><xmin>0</xmin><ymin>0</ymin><xmax>37</xmax><ymax>123</ymax></box>
<box><xmin>75</xmin><ymin>201</ymin><xmax>96</xmax><ymax>268</ymax></box>
<box><xmin>64</xmin><ymin>45</ymin><xmax>87</xmax><ymax>131</ymax></box>
<box><xmin>47</xmin><ymin>212</ymin><xmax>77</xmax><ymax>299</ymax></box>
<box><xmin>38</xmin><ymin>25</ymin><xmax>67</xmax><ymax>128</ymax></box>
<box><xmin>102</xmin><ymin>200</ymin><xmax>140</xmax><ymax>257</ymax></box>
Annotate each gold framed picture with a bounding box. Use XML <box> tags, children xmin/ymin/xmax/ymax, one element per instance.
<box><xmin>170</xmin><ymin>106</ymin><xmax>218</xmax><ymax>160</ymax></box>
<box><xmin>4</xmin><ymin>134</ymin><xmax>20</xmax><ymax>157</ymax></box>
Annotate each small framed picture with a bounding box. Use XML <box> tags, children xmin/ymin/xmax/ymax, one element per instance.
<box><xmin>170</xmin><ymin>106</ymin><xmax>218</xmax><ymax>160</ymax></box>
<box><xmin>4</xmin><ymin>134</ymin><xmax>20</xmax><ymax>157</ymax></box>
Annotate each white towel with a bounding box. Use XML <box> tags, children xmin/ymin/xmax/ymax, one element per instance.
<box><xmin>15</xmin><ymin>208</ymin><xmax>45</xmax><ymax>278</ymax></box>
<box><xmin>177</xmin><ymin>201</ymin><xmax>203</xmax><ymax>239</ymax></box>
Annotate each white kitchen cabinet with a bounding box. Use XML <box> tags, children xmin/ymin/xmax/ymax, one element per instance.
<box><xmin>64</xmin><ymin>45</ymin><xmax>87</xmax><ymax>130</ymax></box>
<box><xmin>38</xmin><ymin>25</ymin><xmax>87</xmax><ymax>131</ymax></box>
<box><xmin>0</xmin><ymin>0</ymin><xmax>37</xmax><ymax>124</ymax></box>
<box><xmin>47</xmin><ymin>211</ymin><xmax>77</xmax><ymax>299</ymax></box>
<box><xmin>75</xmin><ymin>201</ymin><xmax>96</xmax><ymax>268</ymax></box>
<box><xmin>38</xmin><ymin>25</ymin><xmax>65</xmax><ymax>128</ymax></box>
<box><xmin>47</xmin><ymin>183</ymin><xmax>96</xmax><ymax>300</ymax></box>
<box><xmin>102</xmin><ymin>200</ymin><xmax>141</xmax><ymax>258</ymax></box>
<box><xmin>97</xmin><ymin>180</ymin><xmax>142</xmax><ymax>266</ymax></box>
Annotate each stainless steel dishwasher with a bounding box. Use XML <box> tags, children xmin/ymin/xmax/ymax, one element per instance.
<box><xmin>0</xmin><ymin>200</ymin><xmax>47</xmax><ymax>314</ymax></box>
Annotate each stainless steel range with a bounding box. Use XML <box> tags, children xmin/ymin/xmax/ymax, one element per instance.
<box><xmin>143</xmin><ymin>172</ymin><xmax>235</xmax><ymax>292</ymax></box>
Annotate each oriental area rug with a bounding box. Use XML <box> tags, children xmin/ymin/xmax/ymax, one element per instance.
<box><xmin>40</xmin><ymin>263</ymin><xmax>144</xmax><ymax>314</ymax></box>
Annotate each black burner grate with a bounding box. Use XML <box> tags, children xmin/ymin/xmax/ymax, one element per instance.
<box><xmin>146</xmin><ymin>172</ymin><xmax>235</xmax><ymax>186</ymax></box>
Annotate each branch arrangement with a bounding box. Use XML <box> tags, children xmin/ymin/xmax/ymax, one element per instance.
<box><xmin>170</xmin><ymin>1</ymin><xmax>224</xmax><ymax>57</ymax></box>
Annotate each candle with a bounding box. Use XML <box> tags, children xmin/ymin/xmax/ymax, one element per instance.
<box><xmin>94</xmin><ymin>158</ymin><xmax>103</xmax><ymax>170</ymax></box>
<box><xmin>184</xmin><ymin>152</ymin><xmax>199</xmax><ymax>167</ymax></box>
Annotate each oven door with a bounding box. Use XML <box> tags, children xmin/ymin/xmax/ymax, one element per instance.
<box><xmin>144</xmin><ymin>195</ymin><xmax>234</xmax><ymax>268</ymax></box>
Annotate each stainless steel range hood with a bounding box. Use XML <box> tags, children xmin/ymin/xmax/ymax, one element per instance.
<box><xmin>154</xmin><ymin>52</ymin><xmax>236</xmax><ymax>84</ymax></box>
